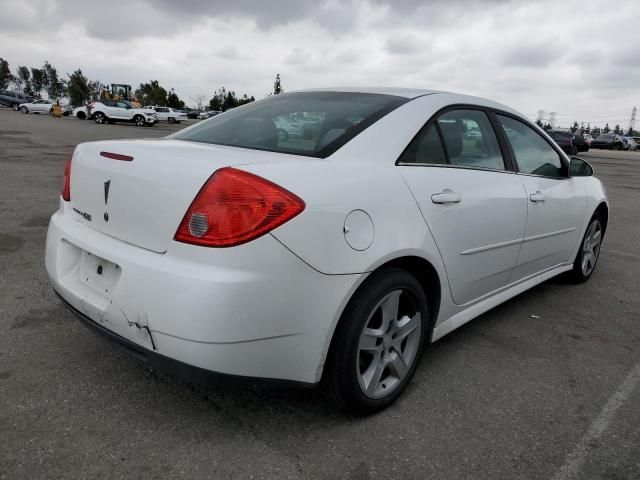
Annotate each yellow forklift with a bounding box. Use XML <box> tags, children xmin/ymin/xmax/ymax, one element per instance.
<box><xmin>100</xmin><ymin>84</ymin><xmax>142</xmax><ymax>108</ymax></box>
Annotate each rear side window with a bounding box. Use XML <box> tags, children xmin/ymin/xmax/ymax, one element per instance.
<box><xmin>171</xmin><ymin>92</ymin><xmax>409</xmax><ymax>158</ymax></box>
<box><xmin>497</xmin><ymin>115</ymin><xmax>564</xmax><ymax>178</ymax></box>
<box><xmin>400</xmin><ymin>109</ymin><xmax>505</xmax><ymax>170</ymax></box>
<box><xmin>401</xmin><ymin>126</ymin><xmax>447</xmax><ymax>165</ymax></box>
<box><xmin>437</xmin><ymin>110</ymin><xmax>505</xmax><ymax>170</ymax></box>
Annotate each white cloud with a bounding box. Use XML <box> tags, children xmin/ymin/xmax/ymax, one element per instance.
<box><xmin>1</xmin><ymin>0</ymin><xmax>638</xmax><ymax>128</ymax></box>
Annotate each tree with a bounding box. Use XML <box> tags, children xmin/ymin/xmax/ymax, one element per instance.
<box><xmin>628</xmin><ymin>127</ymin><xmax>635</xmax><ymax>136</ymax></box>
<box><xmin>535</xmin><ymin>119</ymin><xmax>543</xmax><ymax>128</ymax></box>
<box><xmin>613</xmin><ymin>124</ymin><xmax>621</xmax><ymax>135</ymax></box>
<box><xmin>190</xmin><ymin>94</ymin><xmax>207</xmax><ymax>111</ymax></box>
<box><xmin>31</xmin><ymin>68</ymin><xmax>45</xmax><ymax>97</ymax></box>
<box><xmin>273</xmin><ymin>73</ymin><xmax>283</xmax><ymax>95</ymax></box>
<box><xmin>584</xmin><ymin>124</ymin><xmax>591</xmax><ymax>134</ymax></box>
<box><xmin>603</xmin><ymin>123</ymin><xmax>610</xmax><ymax>133</ymax></box>
<box><xmin>237</xmin><ymin>94</ymin><xmax>255</xmax><ymax>107</ymax></box>
<box><xmin>209</xmin><ymin>87</ymin><xmax>227</xmax><ymax>111</ymax></box>
<box><xmin>166</xmin><ymin>89</ymin><xmax>185</xmax><ymax>109</ymax></box>
<box><xmin>543</xmin><ymin>122</ymin><xmax>552</xmax><ymax>131</ymax></box>
<box><xmin>134</xmin><ymin>80</ymin><xmax>168</xmax><ymax>106</ymax></box>
<box><xmin>16</xmin><ymin>66</ymin><xmax>33</xmax><ymax>96</ymax></box>
<box><xmin>570</xmin><ymin>121</ymin><xmax>578</xmax><ymax>133</ymax></box>
<box><xmin>67</xmin><ymin>69</ymin><xmax>91</xmax><ymax>106</ymax></box>
<box><xmin>42</xmin><ymin>61</ymin><xmax>65</xmax><ymax>98</ymax></box>
<box><xmin>0</xmin><ymin>58</ymin><xmax>12</xmax><ymax>90</ymax></box>
<box><xmin>88</xmin><ymin>79</ymin><xmax>104</xmax><ymax>101</ymax></box>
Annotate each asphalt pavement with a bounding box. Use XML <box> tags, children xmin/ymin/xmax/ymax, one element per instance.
<box><xmin>1</xmin><ymin>109</ymin><xmax>639</xmax><ymax>479</ymax></box>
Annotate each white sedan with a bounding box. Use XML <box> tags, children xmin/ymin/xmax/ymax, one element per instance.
<box><xmin>152</xmin><ymin>106</ymin><xmax>188</xmax><ymax>124</ymax></box>
<box><xmin>46</xmin><ymin>88</ymin><xmax>608</xmax><ymax>413</ymax></box>
<box><xmin>19</xmin><ymin>99</ymin><xmax>54</xmax><ymax>114</ymax></box>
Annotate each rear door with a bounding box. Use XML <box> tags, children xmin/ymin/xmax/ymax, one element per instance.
<box><xmin>33</xmin><ymin>100</ymin><xmax>47</xmax><ymax>112</ymax></box>
<box><xmin>495</xmin><ymin>115</ymin><xmax>586</xmax><ymax>280</ymax></box>
<box><xmin>398</xmin><ymin>108</ymin><xmax>528</xmax><ymax>305</ymax></box>
<box><xmin>156</xmin><ymin>107</ymin><xmax>168</xmax><ymax>121</ymax></box>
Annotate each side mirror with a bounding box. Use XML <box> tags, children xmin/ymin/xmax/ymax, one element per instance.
<box><xmin>570</xmin><ymin>157</ymin><xmax>594</xmax><ymax>177</ymax></box>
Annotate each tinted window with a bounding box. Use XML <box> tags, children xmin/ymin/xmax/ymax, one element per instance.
<box><xmin>498</xmin><ymin>115</ymin><xmax>564</xmax><ymax>178</ymax></box>
<box><xmin>171</xmin><ymin>92</ymin><xmax>409</xmax><ymax>158</ymax></box>
<box><xmin>401</xmin><ymin>126</ymin><xmax>447</xmax><ymax>165</ymax></box>
<box><xmin>436</xmin><ymin>110</ymin><xmax>505</xmax><ymax>170</ymax></box>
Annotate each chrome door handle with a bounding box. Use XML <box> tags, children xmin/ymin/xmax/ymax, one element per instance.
<box><xmin>529</xmin><ymin>191</ymin><xmax>546</xmax><ymax>202</ymax></box>
<box><xmin>431</xmin><ymin>190</ymin><xmax>461</xmax><ymax>204</ymax></box>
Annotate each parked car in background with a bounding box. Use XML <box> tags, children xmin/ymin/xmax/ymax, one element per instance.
<box><xmin>549</xmin><ymin>131</ymin><xmax>589</xmax><ymax>154</ymax></box>
<box><xmin>150</xmin><ymin>106</ymin><xmax>188</xmax><ymax>124</ymax></box>
<box><xmin>88</xmin><ymin>100</ymin><xmax>158</xmax><ymax>126</ymax></box>
<box><xmin>198</xmin><ymin>110</ymin><xmax>220</xmax><ymax>119</ymax></box>
<box><xmin>548</xmin><ymin>130</ymin><xmax>577</xmax><ymax>155</ymax></box>
<box><xmin>0</xmin><ymin>90</ymin><xmax>33</xmax><ymax>110</ymax></box>
<box><xmin>48</xmin><ymin>88</ymin><xmax>608</xmax><ymax>413</ymax></box>
<box><xmin>622</xmin><ymin>137</ymin><xmax>638</xmax><ymax>151</ymax></box>
<box><xmin>186</xmin><ymin>110</ymin><xmax>201</xmax><ymax>119</ymax></box>
<box><xmin>634</xmin><ymin>137</ymin><xmax>640</xmax><ymax>150</ymax></box>
<box><xmin>590</xmin><ymin>133</ymin><xmax>624</xmax><ymax>150</ymax></box>
<box><xmin>19</xmin><ymin>99</ymin><xmax>54</xmax><ymax>114</ymax></box>
<box><xmin>583</xmin><ymin>133</ymin><xmax>593</xmax><ymax>145</ymax></box>
<box><xmin>73</xmin><ymin>106</ymin><xmax>89</xmax><ymax>119</ymax></box>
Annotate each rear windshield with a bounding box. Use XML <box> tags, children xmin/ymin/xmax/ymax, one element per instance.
<box><xmin>171</xmin><ymin>92</ymin><xmax>409</xmax><ymax>158</ymax></box>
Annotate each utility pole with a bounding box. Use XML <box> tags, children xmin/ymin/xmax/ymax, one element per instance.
<box><xmin>629</xmin><ymin>106</ymin><xmax>637</xmax><ymax>133</ymax></box>
<box><xmin>549</xmin><ymin>112</ymin><xmax>557</xmax><ymax>128</ymax></box>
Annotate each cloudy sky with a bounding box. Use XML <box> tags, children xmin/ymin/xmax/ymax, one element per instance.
<box><xmin>1</xmin><ymin>0</ymin><xmax>638</xmax><ymax>128</ymax></box>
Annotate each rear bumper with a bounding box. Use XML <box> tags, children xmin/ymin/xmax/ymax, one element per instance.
<box><xmin>46</xmin><ymin>202</ymin><xmax>360</xmax><ymax>383</ymax></box>
<box><xmin>55</xmin><ymin>290</ymin><xmax>313</xmax><ymax>388</ymax></box>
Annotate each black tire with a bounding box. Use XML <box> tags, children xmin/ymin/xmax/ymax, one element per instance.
<box><xmin>566</xmin><ymin>211</ymin><xmax>603</xmax><ymax>283</ymax></box>
<box><xmin>12</xmin><ymin>104</ymin><xmax>20</xmax><ymax>111</ymax></box>
<box><xmin>94</xmin><ymin>112</ymin><xmax>106</xmax><ymax>124</ymax></box>
<box><xmin>134</xmin><ymin>115</ymin><xmax>146</xmax><ymax>127</ymax></box>
<box><xmin>168</xmin><ymin>117</ymin><xmax>175</xmax><ymax>124</ymax></box>
<box><xmin>325</xmin><ymin>268</ymin><xmax>429</xmax><ymax>415</ymax></box>
<box><xmin>21</xmin><ymin>106</ymin><xmax>28</xmax><ymax>114</ymax></box>
<box><xmin>77</xmin><ymin>111</ymin><xmax>86</xmax><ymax>120</ymax></box>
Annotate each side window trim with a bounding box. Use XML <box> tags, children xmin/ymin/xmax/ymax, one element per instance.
<box><xmin>397</xmin><ymin>105</ymin><xmax>513</xmax><ymax>174</ymax></box>
<box><xmin>433</xmin><ymin>121</ymin><xmax>450</xmax><ymax>161</ymax></box>
<box><xmin>487</xmin><ymin>111</ymin><xmax>517</xmax><ymax>172</ymax></box>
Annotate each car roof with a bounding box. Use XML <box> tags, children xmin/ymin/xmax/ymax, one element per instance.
<box><xmin>292</xmin><ymin>86</ymin><xmax>440</xmax><ymax>98</ymax></box>
<box><xmin>289</xmin><ymin>87</ymin><xmax>522</xmax><ymax>117</ymax></box>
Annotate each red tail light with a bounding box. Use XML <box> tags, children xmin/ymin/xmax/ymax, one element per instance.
<box><xmin>174</xmin><ymin>167</ymin><xmax>305</xmax><ymax>247</ymax></box>
<box><xmin>61</xmin><ymin>153</ymin><xmax>72</xmax><ymax>201</ymax></box>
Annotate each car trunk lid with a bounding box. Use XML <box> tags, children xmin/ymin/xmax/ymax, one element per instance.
<box><xmin>69</xmin><ymin>139</ymin><xmax>293</xmax><ymax>253</ymax></box>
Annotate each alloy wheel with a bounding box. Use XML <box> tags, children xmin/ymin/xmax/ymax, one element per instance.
<box><xmin>581</xmin><ymin>219</ymin><xmax>602</xmax><ymax>276</ymax></box>
<box><xmin>356</xmin><ymin>289</ymin><xmax>422</xmax><ymax>399</ymax></box>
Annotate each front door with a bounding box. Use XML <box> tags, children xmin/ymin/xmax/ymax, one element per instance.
<box><xmin>495</xmin><ymin>115</ymin><xmax>586</xmax><ymax>280</ymax></box>
<box><xmin>398</xmin><ymin>109</ymin><xmax>528</xmax><ymax>305</ymax></box>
